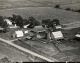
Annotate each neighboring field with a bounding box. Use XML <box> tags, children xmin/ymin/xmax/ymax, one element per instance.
<box><xmin>0</xmin><ymin>0</ymin><xmax>80</xmax><ymax>10</ymax></box>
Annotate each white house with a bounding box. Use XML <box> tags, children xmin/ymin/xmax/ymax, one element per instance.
<box><xmin>4</xmin><ymin>19</ymin><xmax>12</xmax><ymax>25</ymax></box>
<box><xmin>52</xmin><ymin>31</ymin><xmax>64</xmax><ymax>40</ymax></box>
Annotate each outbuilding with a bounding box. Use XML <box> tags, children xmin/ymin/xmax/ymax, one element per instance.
<box><xmin>32</xmin><ymin>26</ymin><xmax>47</xmax><ymax>39</ymax></box>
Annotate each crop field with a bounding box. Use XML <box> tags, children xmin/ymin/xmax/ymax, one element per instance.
<box><xmin>0</xmin><ymin>0</ymin><xmax>80</xmax><ymax>10</ymax></box>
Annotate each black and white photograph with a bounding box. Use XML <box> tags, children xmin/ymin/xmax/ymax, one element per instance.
<box><xmin>0</xmin><ymin>0</ymin><xmax>80</xmax><ymax>63</ymax></box>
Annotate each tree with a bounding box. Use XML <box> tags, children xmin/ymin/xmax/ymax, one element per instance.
<box><xmin>28</xmin><ymin>16</ymin><xmax>40</xmax><ymax>28</ymax></box>
<box><xmin>0</xmin><ymin>16</ymin><xmax>4</xmax><ymax>26</ymax></box>
<box><xmin>65</xmin><ymin>8</ymin><xmax>71</xmax><ymax>11</ymax></box>
<box><xmin>74</xmin><ymin>9</ymin><xmax>80</xmax><ymax>13</ymax></box>
<box><xmin>51</xmin><ymin>19</ymin><xmax>60</xmax><ymax>26</ymax></box>
<box><xmin>0</xmin><ymin>16</ymin><xmax>8</xmax><ymax>28</ymax></box>
<box><xmin>12</xmin><ymin>15</ymin><xmax>24</xmax><ymax>28</ymax></box>
<box><xmin>1</xmin><ymin>21</ymin><xmax>8</xmax><ymax>28</ymax></box>
<box><xmin>23</xmin><ymin>19</ymin><xmax>29</xmax><ymax>25</ymax></box>
<box><xmin>42</xmin><ymin>19</ymin><xmax>51</xmax><ymax>28</ymax></box>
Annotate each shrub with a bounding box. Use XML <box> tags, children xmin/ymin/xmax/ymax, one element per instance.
<box><xmin>54</xmin><ymin>4</ymin><xmax>60</xmax><ymax>8</ymax></box>
<box><xmin>65</xmin><ymin>8</ymin><xmax>72</xmax><ymax>11</ymax></box>
<box><xmin>75</xmin><ymin>10</ymin><xmax>80</xmax><ymax>13</ymax></box>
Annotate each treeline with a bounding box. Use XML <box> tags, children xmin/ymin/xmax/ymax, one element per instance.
<box><xmin>0</xmin><ymin>14</ymin><xmax>60</xmax><ymax>29</ymax></box>
<box><xmin>0</xmin><ymin>14</ymin><xmax>40</xmax><ymax>28</ymax></box>
<box><xmin>54</xmin><ymin>4</ymin><xmax>80</xmax><ymax>13</ymax></box>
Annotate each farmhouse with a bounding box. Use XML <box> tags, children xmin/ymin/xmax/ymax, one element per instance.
<box><xmin>4</xmin><ymin>19</ymin><xmax>12</xmax><ymax>26</ymax></box>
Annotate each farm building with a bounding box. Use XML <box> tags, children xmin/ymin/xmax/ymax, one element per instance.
<box><xmin>52</xmin><ymin>31</ymin><xmax>64</xmax><ymax>40</ymax></box>
<box><xmin>4</xmin><ymin>19</ymin><xmax>12</xmax><ymax>26</ymax></box>
<box><xmin>32</xmin><ymin>26</ymin><xmax>47</xmax><ymax>39</ymax></box>
<box><xmin>12</xmin><ymin>28</ymin><xmax>34</xmax><ymax>38</ymax></box>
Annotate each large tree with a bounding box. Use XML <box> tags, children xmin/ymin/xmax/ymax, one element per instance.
<box><xmin>12</xmin><ymin>14</ymin><xmax>24</xmax><ymax>28</ymax></box>
<box><xmin>27</xmin><ymin>16</ymin><xmax>40</xmax><ymax>28</ymax></box>
<box><xmin>42</xmin><ymin>19</ymin><xmax>51</xmax><ymax>28</ymax></box>
<box><xmin>0</xmin><ymin>16</ymin><xmax>8</xmax><ymax>28</ymax></box>
<box><xmin>51</xmin><ymin>19</ymin><xmax>60</xmax><ymax>26</ymax></box>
